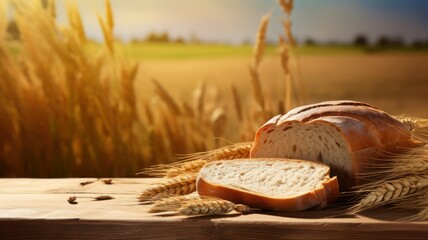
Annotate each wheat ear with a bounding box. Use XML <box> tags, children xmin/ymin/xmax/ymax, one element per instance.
<box><xmin>350</xmin><ymin>175</ymin><xmax>428</xmax><ymax>213</ymax></box>
<box><xmin>149</xmin><ymin>195</ymin><xmax>254</xmax><ymax>215</ymax></box>
<box><xmin>178</xmin><ymin>199</ymin><xmax>235</xmax><ymax>215</ymax></box>
<box><xmin>148</xmin><ymin>195</ymin><xmax>202</xmax><ymax>213</ymax></box>
<box><xmin>139</xmin><ymin>174</ymin><xmax>197</xmax><ymax>202</ymax></box>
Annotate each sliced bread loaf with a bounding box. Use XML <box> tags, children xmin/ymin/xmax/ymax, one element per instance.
<box><xmin>250</xmin><ymin>100</ymin><xmax>421</xmax><ymax>190</ymax></box>
<box><xmin>196</xmin><ymin>158</ymin><xmax>339</xmax><ymax>211</ymax></box>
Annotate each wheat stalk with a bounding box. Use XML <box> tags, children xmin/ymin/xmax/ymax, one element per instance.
<box><xmin>252</xmin><ymin>14</ymin><xmax>269</xmax><ymax>69</ymax></box>
<box><xmin>210</xmin><ymin>107</ymin><xmax>226</xmax><ymax>137</ymax></box>
<box><xmin>166</xmin><ymin>159</ymin><xmax>207</xmax><ymax>177</ymax></box>
<box><xmin>406</xmin><ymin>207</ymin><xmax>428</xmax><ymax>221</ymax></box>
<box><xmin>142</xmin><ymin>142</ymin><xmax>252</xmax><ymax>177</ymax></box>
<box><xmin>351</xmin><ymin>175</ymin><xmax>428</xmax><ymax>213</ymax></box>
<box><xmin>193</xmin><ymin>81</ymin><xmax>206</xmax><ymax>120</ymax></box>
<box><xmin>149</xmin><ymin>195</ymin><xmax>254</xmax><ymax>216</ymax></box>
<box><xmin>48</xmin><ymin>0</ymin><xmax>56</xmax><ymax>19</ymax></box>
<box><xmin>139</xmin><ymin>174</ymin><xmax>197</xmax><ymax>202</ymax></box>
<box><xmin>178</xmin><ymin>198</ymin><xmax>235</xmax><ymax>215</ymax></box>
<box><xmin>392</xmin><ymin>190</ymin><xmax>428</xmax><ymax>221</ymax></box>
<box><xmin>357</xmin><ymin>146</ymin><xmax>428</xmax><ymax>181</ymax></box>
<box><xmin>152</xmin><ymin>78</ymin><xmax>181</xmax><ymax>115</ymax></box>
<box><xmin>141</xmin><ymin>159</ymin><xmax>207</xmax><ymax>178</ymax></box>
<box><xmin>105</xmin><ymin>0</ymin><xmax>114</xmax><ymax>30</ymax></box>
<box><xmin>231</xmin><ymin>84</ymin><xmax>243</xmax><ymax>121</ymax></box>
<box><xmin>212</xmin><ymin>143</ymin><xmax>252</xmax><ymax>160</ymax></box>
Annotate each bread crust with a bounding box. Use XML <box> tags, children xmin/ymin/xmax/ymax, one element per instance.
<box><xmin>197</xmin><ymin>159</ymin><xmax>339</xmax><ymax>211</ymax></box>
<box><xmin>250</xmin><ymin>100</ymin><xmax>422</xmax><ymax>189</ymax></box>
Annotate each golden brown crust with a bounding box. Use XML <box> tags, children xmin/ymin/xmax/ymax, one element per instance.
<box><xmin>276</xmin><ymin>101</ymin><xmax>417</xmax><ymax>151</ymax></box>
<box><xmin>196</xmin><ymin>160</ymin><xmax>339</xmax><ymax>211</ymax></box>
<box><xmin>250</xmin><ymin>100</ymin><xmax>422</xmax><ymax>190</ymax></box>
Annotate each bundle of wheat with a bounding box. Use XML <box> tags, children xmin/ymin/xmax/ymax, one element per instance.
<box><xmin>350</xmin><ymin>118</ymin><xmax>428</xmax><ymax>220</ymax></box>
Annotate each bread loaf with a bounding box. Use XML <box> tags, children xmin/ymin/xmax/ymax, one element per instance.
<box><xmin>197</xmin><ymin>158</ymin><xmax>339</xmax><ymax>211</ymax></box>
<box><xmin>250</xmin><ymin>100</ymin><xmax>421</xmax><ymax>190</ymax></box>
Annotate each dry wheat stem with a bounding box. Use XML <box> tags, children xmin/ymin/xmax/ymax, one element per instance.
<box><xmin>282</xmin><ymin>18</ymin><xmax>296</xmax><ymax>47</ymax></box>
<box><xmin>139</xmin><ymin>174</ymin><xmax>197</xmax><ymax>202</ymax></box>
<box><xmin>165</xmin><ymin>159</ymin><xmax>207</xmax><ymax>178</ymax></box>
<box><xmin>357</xmin><ymin>146</ymin><xmax>428</xmax><ymax>180</ymax></box>
<box><xmin>402</xmin><ymin>207</ymin><xmax>428</xmax><ymax>221</ymax></box>
<box><xmin>351</xmin><ymin>175</ymin><xmax>428</xmax><ymax>213</ymax></box>
<box><xmin>152</xmin><ymin>78</ymin><xmax>181</xmax><ymax>115</ymax></box>
<box><xmin>177</xmin><ymin>142</ymin><xmax>253</xmax><ymax>161</ymax></box>
<box><xmin>231</xmin><ymin>84</ymin><xmax>243</xmax><ymax>121</ymax></box>
<box><xmin>394</xmin><ymin>190</ymin><xmax>428</xmax><ymax>221</ymax></box>
<box><xmin>193</xmin><ymin>81</ymin><xmax>206</xmax><ymax>120</ymax></box>
<box><xmin>212</xmin><ymin>143</ymin><xmax>252</xmax><ymax>160</ymax></box>
<box><xmin>140</xmin><ymin>159</ymin><xmax>207</xmax><ymax>178</ymax></box>
<box><xmin>249</xmin><ymin>65</ymin><xmax>265</xmax><ymax>112</ymax></box>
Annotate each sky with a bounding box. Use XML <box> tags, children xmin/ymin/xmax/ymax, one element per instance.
<box><xmin>54</xmin><ymin>0</ymin><xmax>428</xmax><ymax>44</ymax></box>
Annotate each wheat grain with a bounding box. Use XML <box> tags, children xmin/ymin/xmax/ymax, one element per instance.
<box><xmin>351</xmin><ymin>175</ymin><xmax>428</xmax><ymax>213</ymax></box>
<box><xmin>178</xmin><ymin>199</ymin><xmax>235</xmax><ymax>215</ymax></box>
<box><xmin>94</xmin><ymin>195</ymin><xmax>114</xmax><ymax>201</ymax></box>
<box><xmin>139</xmin><ymin>174</ymin><xmax>197</xmax><ymax>202</ymax></box>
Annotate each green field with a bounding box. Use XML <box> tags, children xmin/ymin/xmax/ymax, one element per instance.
<box><xmin>120</xmin><ymin>43</ymin><xmax>428</xmax><ymax>60</ymax></box>
<box><xmin>121</xmin><ymin>43</ymin><xmax>367</xmax><ymax>60</ymax></box>
<box><xmin>122</xmin><ymin>43</ymin><xmax>365</xmax><ymax>60</ymax></box>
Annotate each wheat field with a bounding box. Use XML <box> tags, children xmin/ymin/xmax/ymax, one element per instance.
<box><xmin>0</xmin><ymin>0</ymin><xmax>427</xmax><ymax>178</ymax></box>
<box><xmin>137</xmin><ymin>54</ymin><xmax>428</xmax><ymax>118</ymax></box>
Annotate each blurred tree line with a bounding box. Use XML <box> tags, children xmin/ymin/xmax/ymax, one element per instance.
<box><xmin>304</xmin><ymin>34</ymin><xmax>428</xmax><ymax>50</ymax></box>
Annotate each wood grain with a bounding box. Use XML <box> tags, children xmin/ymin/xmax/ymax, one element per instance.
<box><xmin>0</xmin><ymin>178</ymin><xmax>427</xmax><ymax>240</ymax></box>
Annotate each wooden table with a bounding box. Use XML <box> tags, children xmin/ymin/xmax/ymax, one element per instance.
<box><xmin>0</xmin><ymin>178</ymin><xmax>427</xmax><ymax>240</ymax></box>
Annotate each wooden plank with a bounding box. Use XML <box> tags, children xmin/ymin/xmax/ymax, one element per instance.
<box><xmin>0</xmin><ymin>178</ymin><xmax>427</xmax><ymax>240</ymax></box>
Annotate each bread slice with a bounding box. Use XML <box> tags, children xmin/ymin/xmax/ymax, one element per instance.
<box><xmin>250</xmin><ymin>100</ymin><xmax>421</xmax><ymax>190</ymax></box>
<box><xmin>197</xmin><ymin>158</ymin><xmax>339</xmax><ymax>211</ymax></box>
